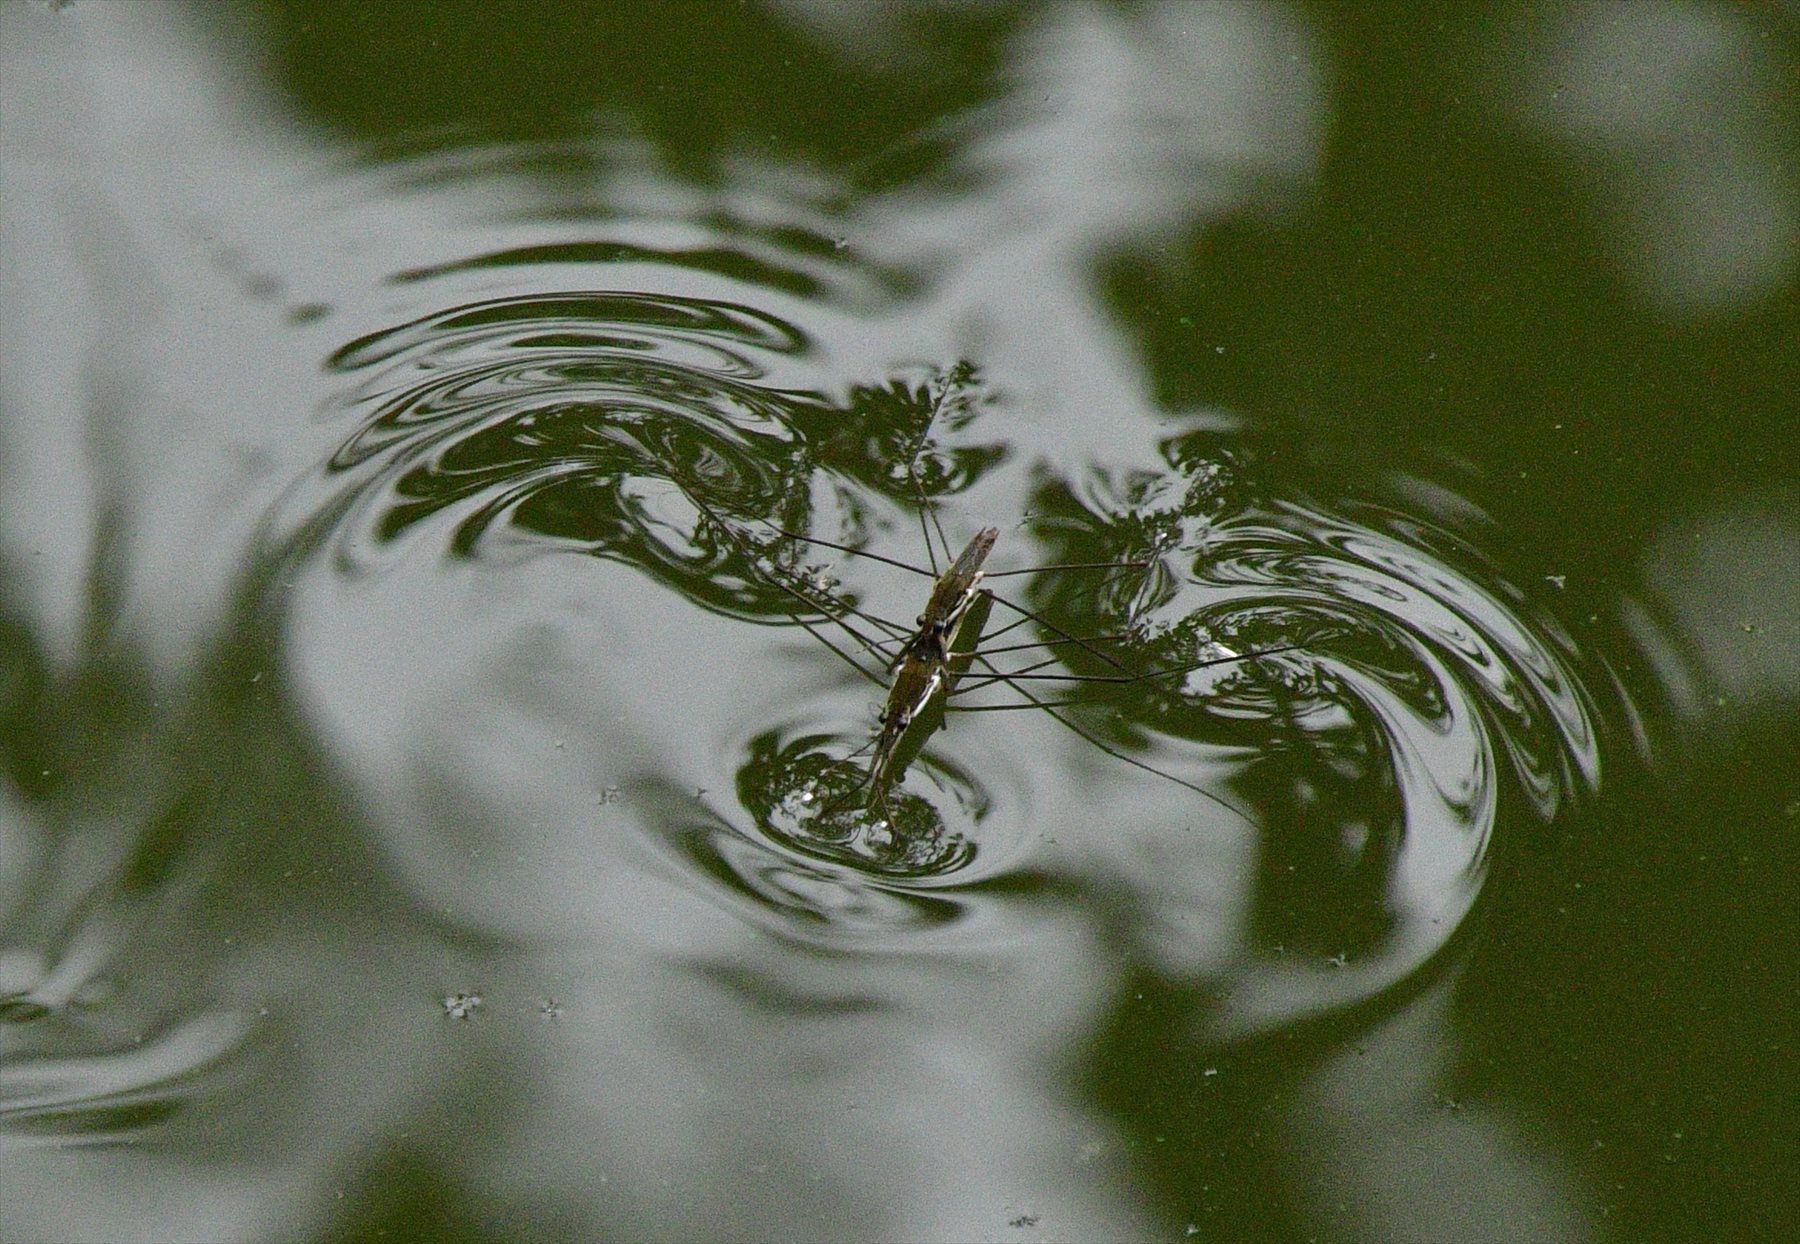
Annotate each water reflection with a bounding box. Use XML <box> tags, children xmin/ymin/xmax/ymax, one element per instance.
<box><xmin>1497</xmin><ymin>1</ymin><xmax>1798</xmax><ymax>314</ymax></box>
<box><xmin>744</xmin><ymin>728</ymin><xmax>982</xmax><ymax>881</ymax></box>
<box><xmin>282</xmin><ymin>286</ymin><xmax>1024</xmax><ymax>899</ymax></box>
<box><xmin>282</xmin><ymin>268</ymin><xmax>1611</xmax><ymax>1040</ymax></box>
<box><xmin>11</xmin><ymin>0</ymin><xmax>1790</xmax><ymax>1240</ymax></box>
<box><xmin>669</xmin><ymin>816</ymin><xmax>969</xmax><ymax>940</ymax></box>
<box><xmin>308</xmin><ymin>291</ymin><xmax>819</xmax><ymax>604</ymax></box>
<box><xmin>1</xmin><ymin>1012</ymin><xmax>255</xmax><ymax>1148</ymax></box>
<box><xmin>1008</xmin><ymin>443</ymin><xmax>1609</xmax><ymax>1035</ymax></box>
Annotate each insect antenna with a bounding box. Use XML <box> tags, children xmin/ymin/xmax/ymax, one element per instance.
<box><xmin>903</xmin><ymin>371</ymin><xmax>969</xmax><ymax>574</ymax></box>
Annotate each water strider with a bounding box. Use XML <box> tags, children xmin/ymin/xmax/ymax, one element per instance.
<box><xmin>813</xmin><ymin>521</ymin><xmax>1298</xmax><ymax>828</ymax></box>
<box><xmin>639</xmin><ymin>364</ymin><xmax>1301</xmax><ymax>831</ymax></box>
<box><xmin>676</xmin><ymin>448</ymin><xmax>1297</xmax><ymax>831</ymax></box>
<box><xmin>816</xmin><ymin>524</ymin><xmax>998</xmax><ymax>823</ymax></box>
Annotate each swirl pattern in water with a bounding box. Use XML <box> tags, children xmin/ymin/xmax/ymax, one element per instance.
<box><xmin>292</xmin><ymin>290</ymin><xmax>1615</xmax><ymax>1023</ymax></box>
<box><xmin>289</xmin><ymin>291</ymin><xmax>1017</xmax><ymax>912</ymax></box>
<box><xmin>1</xmin><ymin>934</ymin><xmax>257</xmax><ymax>1149</ymax></box>
<box><xmin>1009</xmin><ymin>439</ymin><xmax>1613</xmax><ymax>1029</ymax></box>
<box><xmin>312</xmin><ymin>292</ymin><xmax>823</xmax><ymax>612</ymax></box>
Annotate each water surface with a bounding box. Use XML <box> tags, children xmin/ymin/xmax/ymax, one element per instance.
<box><xmin>3</xmin><ymin>3</ymin><xmax>1796</xmax><ymax>1241</ymax></box>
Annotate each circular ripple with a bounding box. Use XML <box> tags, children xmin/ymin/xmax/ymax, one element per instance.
<box><xmin>283</xmin><ymin>291</ymin><xmax>833</xmax><ymax>622</ymax></box>
<box><xmin>666</xmin><ymin>820</ymin><xmax>971</xmax><ymax>943</ymax></box>
<box><xmin>737</xmin><ymin>727</ymin><xmax>986</xmax><ymax>879</ymax></box>
<box><xmin>1024</xmin><ymin>463</ymin><xmax>1603</xmax><ymax>826</ymax></box>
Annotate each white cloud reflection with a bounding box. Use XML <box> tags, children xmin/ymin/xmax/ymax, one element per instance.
<box><xmin>1499</xmin><ymin>0</ymin><xmax>1799</xmax><ymax>315</ymax></box>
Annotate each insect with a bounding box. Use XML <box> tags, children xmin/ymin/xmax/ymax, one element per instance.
<box><xmin>815</xmin><ymin>524</ymin><xmax>999</xmax><ymax>824</ymax></box>
<box><xmin>678</xmin><ymin>439</ymin><xmax>1293</xmax><ymax>834</ymax></box>
<box><xmin>654</xmin><ymin>364</ymin><xmax>1301</xmax><ymax>838</ymax></box>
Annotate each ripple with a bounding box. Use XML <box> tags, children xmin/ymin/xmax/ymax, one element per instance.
<box><xmin>286</xmin><ymin>292</ymin><xmax>1007</xmax><ymax>627</ymax></box>
<box><xmin>1</xmin><ymin>917</ymin><xmax>264</xmax><ymax>1150</ymax></box>
<box><xmin>290</xmin><ymin>291</ymin><xmax>837</xmax><ymax>620</ymax></box>
<box><xmin>624</xmin><ymin>718</ymin><xmax>1013</xmax><ymax>944</ymax></box>
<box><xmin>1004</xmin><ymin>446</ymin><xmax>1617</xmax><ymax>1029</ymax></box>
<box><xmin>738</xmin><ymin>727</ymin><xmax>986</xmax><ymax>879</ymax></box>
<box><xmin>664</xmin><ymin>819</ymin><xmax>971</xmax><ymax>945</ymax></box>
<box><xmin>284</xmin><ymin>289</ymin><xmax>1023</xmax><ymax>930</ymax></box>
<box><xmin>0</xmin><ymin>1011</ymin><xmax>257</xmax><ymax>1149</ymax></box>
<box><xmin>286</xmin><ymin>284</ymin><xmax>1614</xmax><ymax>1003</ymax></box>
<box><xmin>1176</xmin><ymin>499</ymin><xmax>1604</xmax><ymax>823</ymax></box>
<box><xmin>326</xmin><ymin>291</ymin><xmax>806</xmax><ymax>378</ymax></box>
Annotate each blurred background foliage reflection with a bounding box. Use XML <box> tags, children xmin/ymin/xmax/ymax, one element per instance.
<box><xmin>2</xmin><ymin>2</ymin><xmax>1796</xmax><ymax>1241</ymax></box>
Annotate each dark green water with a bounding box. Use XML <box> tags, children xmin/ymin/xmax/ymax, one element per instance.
<box><xmin>2</xmin><ymin>2</ymin><xmax>1795</xmax><ymax>1240</ymax></box>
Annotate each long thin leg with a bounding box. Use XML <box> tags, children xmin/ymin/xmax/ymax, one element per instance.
<box><xmin>982</xmin><ymin>560</ymin><xmax>1149</xmax><ymax>577</ymax></box>
<box><xmin>678</xmin><ymin>487</ymin><xmax>901</xmax><ymax>687</ymax></box>
<box><xmin>962</xmin><ymin>650</ymin><xmax>1257</xmax><ymax>825</ymax></box>
<box><xmin>749</xmin><ymin>522</ymin><xmax>938</xmax><ymax>581</ymax></box>
<box><xmin>979</xmin><ymin>589</ymin><xmax>1138</xmax><ymax>675</ymax></box>
<box><xmin>953</xmin><ymin>644</ymin><xmax>1304</xmax><ymax>695</ymax></box>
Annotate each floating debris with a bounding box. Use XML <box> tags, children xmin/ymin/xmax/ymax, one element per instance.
<box><xmin>441</xmin><ymin>992</ymin><xmax>483</xmax><ymax>1020</ymax></box>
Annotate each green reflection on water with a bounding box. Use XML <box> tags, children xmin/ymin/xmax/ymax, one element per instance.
<box><xmin>3</xmin><ymin>1</ymin><xmax>1796</xmax><ymax>1241</ymax></box>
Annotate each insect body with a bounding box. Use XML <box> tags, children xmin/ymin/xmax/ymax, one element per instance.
<box><xmin>832</xmin><ymin>527</ymin><xmax>997</xmax><ymax>819</ymax></box>
<box><xmin>890</xmin><ymin>526</ymin><xmax>997</xmax><ymax>676</ymax></box>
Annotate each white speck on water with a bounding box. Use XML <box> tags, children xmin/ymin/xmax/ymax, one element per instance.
<box><xmin>442</xmin><ymin>992</ymin><xmax>483</xmax><ymax>1020</ymax></box>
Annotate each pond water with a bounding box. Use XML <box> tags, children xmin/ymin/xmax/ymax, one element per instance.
<box><xmin>2</xmin><ymin>3</ymin><xmax>1796</xmax><ymax>1241</ymax></box>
